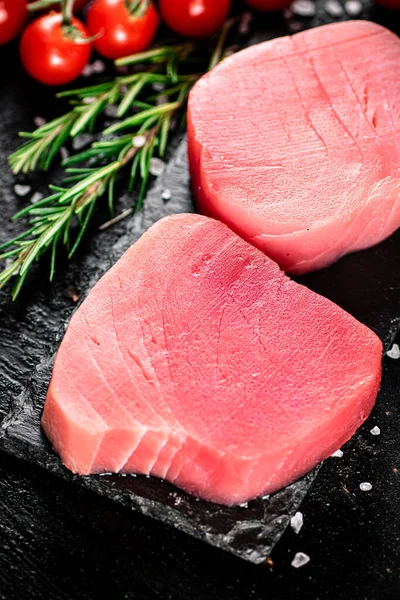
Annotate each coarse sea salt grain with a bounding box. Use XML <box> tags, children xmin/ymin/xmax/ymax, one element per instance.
<box><xmin>152</xmin><ymin>82</ymin><xmax>166</xmax><ymax>92</ymax></box>
<box><xmin>105</xmin><ymin>104</ymin><xmax>119</xmax><ymax>119</ymax></box>
<box><xmin>387</xmin><ymin>344</ymin><xmax>400</xmax><ymax>360</ymax></box>
<box><xmin>324</xmin><ymin>0</ymin><xmax>344</xmax><ymax>16</ymax></box>
<box><xmin>72</xmin><ymin>133</ymin><xmax>94</xmax><ymax>151</ymax></box>
<box><xmin>344</xmin><ymin>0</ymin><xmax>362</xmax><ymax>15</ymax></box>
<box><xmin>30</xmin><ymin>192</ymin><xmax>44</xmax><ymax>204</ymax></box>
<box><xmin>288</xmin><ymin>20</ymin><xmax>303</xmax><ymax>32</ymax></box>
<box><xmin>14</xmin><ymin>184</ymin><xmax>31</xmax><ymax>197</ymax></box>
<box><xmin>156</xmin><ymin>95</ymin><xmax>169</xmax><ymax>106</ymax></box>
<box><xmin>360</xmin><ymin>482</ymin><xmax>372</xmax><ymax>492</ymax></box>
<box><xmin>291</xmin><ymin>0</ymin><xmax>316</xmax><ymax>17</ymax></box>
<box><xmin>161</xmin><ymin>189</ymin><xmax>172</xmax><ymax>201</ymax></box>
<box><xmin>370</xmin><ymin>426</ymin><xmax>381</xmax><ymax>436</ymax></box>
<box><xmin>239</xmin><ymin>12</ymin><xmax>253</xmax><ymax>36</ymax></box>
<box><xmin>91</xmin><ymin>59</ymin><xmax>106</xmax><ymax>74</ymax></box>
<box><xmin>290</xmin><ymin>511</ymin><xmax>304</xmax><ymax>534</ymax></box>
<box><xmin>60</xmin><ymin>146</ymin><xmax>69</xmax><ymax>161</ymax></box>
<box><xmin>291</xmin><ymin>552</ymin><xmax>310</xmax><ymax>568</ymax></box>
<box><xmin>34</xmin><ymin>116</ymin><xmax>47</xmax><ymax>128</ymax></box>
<box><xmin>132</xmin><ymin>135</ymin><xmax>146</xmax><ymax>148</ymax></box>
<box><xmin>82</xmin><ymin>64</ymin><xmax>93</xmax><ymax>77</ymax></box>
<box><xmin>331</xmin><ymin>449</ymin><xmax>343</xmax><ymax>458</ymax></box>
<box><xmin>149</xmin><ymin>157</ymin><xmax>166</xmax><ymax>176</ymax></box>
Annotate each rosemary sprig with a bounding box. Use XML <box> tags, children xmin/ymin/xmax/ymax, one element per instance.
<box><xmin>0</xmin><ymin>98</ymin><xmax>185</xmax><ymax>299</ymax></box>
<box><xmin>1</xmin><ymin>21</ymin><xmax>237</xmax><ymax>299</ymax></box>
<box><xmin>9</xmin><ymin>45</ymin><xmax>196</xmax><ymax>175</ymax></box>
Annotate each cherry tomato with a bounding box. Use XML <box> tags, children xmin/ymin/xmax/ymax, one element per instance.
<box><xmin>158</xmin><ymin>0</ymin><xmax>230</xmax><ymax>38</ymax></box>
<box><xmin>0</xmin><ymin>0</ymin><xmax>27</xmax><ymax>45</ymax></box>
<box><xmin>86</xmin><ymin>0</ymin><xmax>159</xmax><ymax>60</ymax></box>
<box><xmin>20</xmin><ymin>12</ymin><xmax>91</xmax><ymax>86</ymax></box>
<box><xmin>243</xmin><ymin>0</ymin><xmax>290</xmax><ymax>10</ymax></box>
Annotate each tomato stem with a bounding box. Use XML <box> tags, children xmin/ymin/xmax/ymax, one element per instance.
<box><xmin>62</xmin><ymin>0</ymin><xmax>75</xmax><ymax>25</ymax></box>
<box><xmin>28</xmin><ymin>0</ymin><xmax>61</xmax><ymax>11</ymax></box>
<box><xmin>126</xmin><ymin>0</ymin><xmax>151</xmax><ymax>17</ymax></box>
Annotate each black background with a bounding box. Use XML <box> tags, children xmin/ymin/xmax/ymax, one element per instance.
<box><xmin>1</xmin><ymin>2</ymin><xmax>400</xmax><ymax>598</ymax></box>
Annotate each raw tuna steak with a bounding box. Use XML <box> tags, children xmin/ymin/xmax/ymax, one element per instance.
<box><xmin>42</xmin><ymin>214</ymin><xmax>382</xmax><ymax>505</ymax></box>
<box><xmin>188</xmin><ymin>21</ymin><xmax>400</xmax><ymax>274</ymax></box>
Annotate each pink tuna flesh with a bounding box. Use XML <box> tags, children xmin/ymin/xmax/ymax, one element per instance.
<box><xmin>188</xmin><ymin>21</ymin><xmax>400</xmax><ymax>274</ymax></box>
<box><xmin>41</xmin><ymin>214</ymin><xmax>382</xmax><ymax>505</ymax></box>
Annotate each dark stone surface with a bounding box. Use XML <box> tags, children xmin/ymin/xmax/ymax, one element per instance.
<box><xmin>0</xmin><ymin>351</ymin><xmax>399</xmax><ymax>600</ymax></box>
<box><xmin>0</xmin><ymin>0</ymin><xmax>399</xmax><ymax>581</ymax></box>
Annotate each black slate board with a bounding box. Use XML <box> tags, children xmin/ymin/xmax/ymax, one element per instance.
<box><xmin>0</xmin><ymin>1</ymin><xmax>399</xmax><ymax>566</ymax></box>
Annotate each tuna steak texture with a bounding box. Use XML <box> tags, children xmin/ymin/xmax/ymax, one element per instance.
<box><xmin>188</xmin><ymin>21</ymin><xmax>400</xmax><ymax>274</ymax></box>
<box><xmin>41</xmin><ymin>214</ymin><xmax>382</xmax><ymax>505</ymax></box>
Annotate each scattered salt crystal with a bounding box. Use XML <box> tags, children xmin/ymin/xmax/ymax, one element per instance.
<box><xmin>174</xmin><ymin>497</ymin><xmax>182</xmax><ymax>506</ymax></box>
<box><xmin>290</xmin><ymin>0</ymin><xmax>316</xmax><ymax>17</ymax></box>
<box><xmin>72</xmin><ymin>133</ymin><xmax>94</xmax><ymax>151</ymax></box>
<box><xmin>4</xmin><ymin>257</ymin><xmax>15</xmax><ymax>270</ymax></box>
<box><xmin>156</xmin><ymin>95</ymin><xmax>169</xmax><ymax>106</ymax></box>
<box><xmin>370</xmin><ymin>426</ymin><xmax>381</xmax><ymax>436</ymax></box>
<box><xmin>387</xmin><ymin>344</ymin><xmax>400</xmax><ymax>360</ymax></box>
<box><xmin>239</xmin><ymin>12</ymin><xmax>253</xmax><ymax>36</ymax></box>
<box><xmin>290</xmin><ymin>511</ymin><xmax>304</xmax><ymax>534</ymax></box>
<box><xmin>104</xmin><ymin>104</ymin><xmax>119</xmax><ymax>118</ymax></box>
<box><xmin>291</xmin><ymin>552</ymin><xmax>310</xmax><ymax>568</ymax></box>
<box><xmin>344</xmin><ymin>0</ymin><xmax>362</xmax><ymax>15</ymax></box>
<box><xmin>239</xmin><ymin>502</ymin><xmax>248</xmax><ymax>508</ymax></box>
<box><xmin>161</xmin><ymin>189</ymin><xmax>172</xmax><ymax>202</ymax></box>
<box><xmin>331</xmin><ymin>449</ymin><xmax>343</xmax><ymax>458</ymax></box>
<box><xmin>360</xmin><ymin>482</ymin><xmax>372</xmax><ymax>492</ymax></box>
<box><xmin>82</xmin><ymin>63</ymin><xmax>93</xmax><ymax>77</ymax></box>
<box><xmin>60</xmin><ymin>146</ymin><xmax>69</xmax><ymax>161</ymax></box>
<box><xmin>34</xmin><ymin>116</ymin><xmax>47</xmax><ymax>128</ymax></box>
<box><xmin>82</xmin><ymin>96</ymin><xmax>96</xmax><ymax>105</ymax></box>
<box><xmin>14</xmin><ymin>184</ymin><xmax>31</xmax><ymax>197</ymax></box>
<box><xmin>91</xmin><ymin>59</ymin><xmax>106</xmax><ymax>74</ymax></box>
<box><xmin>132</xmin><ymin>135</ymin><xmax>146</xmax><ymax>148</ymax></box>
<box><xmin>288</xmin><ymin>20</ymin><xmax>303</xmax><ymax>32</ymax></box>
<box><xmin>324</xmin><ymin>0</ymin><xmax>344</xmax><ymax>16</ymax></box>
<box><xmin>30</xmin><ymin>191</ymin><xmax>44</xmax><ymax>204</ymax></box>
<box><xmin>152</xmin><ymin>82</ymin><xmax>166</xmax><ymax>92</ymax></box>
<box><xmin>261</xmin><ymin>494</ymin><xmax>270</xmax><ymax>500</ymax></box>
<box><xmin>149</xmin><ymin>157</ymin><xmax>166</xmax><ymax>177</ymax></box>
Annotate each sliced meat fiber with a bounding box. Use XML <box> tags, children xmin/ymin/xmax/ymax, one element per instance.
<box><xmin>41</xmin><ymin>214</ymin><xmax>382</xmax><ymax>506</ymax></box>
<box><xmin>188</xmin><ymin>20</ymin><xmax>400</xmax><ymax>274</ymax></box>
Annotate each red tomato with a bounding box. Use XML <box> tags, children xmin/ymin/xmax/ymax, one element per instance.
<box><xmin>0</xmin><ymin>0</ymin><xmax>27</xmax><ymax>45</ymax></box>
<box><xmin>20</xmin><ymin>12</ymin><xmax>91</xmax><ymax>86</ymax></box>
<box><xmin>243</xmin><ymin>0</ymin><xmax>290</xmax><ymax>9</ymax></box>
<box><xmin>158</xmin><ymin>0</ymin><xmax>230</xmax><ymax>37</ymax></box>
<box><xmin>86</xmin><ymin>0</ymin><xmax>159</xmax><ymax>60</ymax></box>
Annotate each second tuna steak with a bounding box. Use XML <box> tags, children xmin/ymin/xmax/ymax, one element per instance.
<box><xmin>42</xmin><ymin>215</ymin><xmax>382</xmax><ymax>505</ymax></box>
<box><xmin>188</xmin><ymin>21</ymin><xmax>400</xmax><ymax>274</ymax></box>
